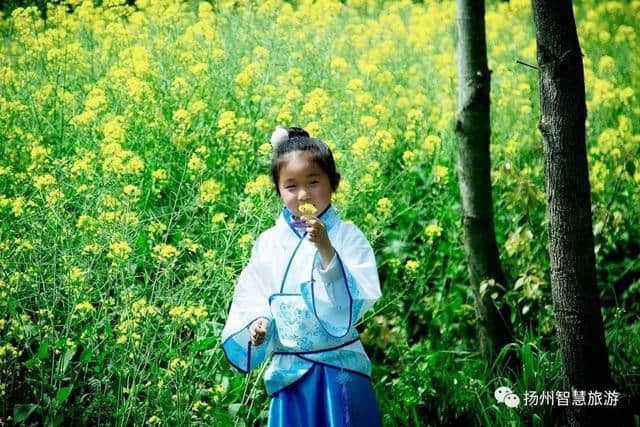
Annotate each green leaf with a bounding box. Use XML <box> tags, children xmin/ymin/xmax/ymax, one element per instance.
<box><xmin>80</xmin><ymin>347</ymin><xmax>93</xmax><ymax>363</ymax></box>
<box><xmin>97</xmin><ymin>350</ymin><xmax>106</xmax><ymax>365</ymax></box>
<box><xmin>53</xmin><ymin>414</ymin><xmax>66</xmax><ymax>427</ymax></box>
<box><xmin>8</xmin><ymin>300</ymin><xmax>17</xmax><ymax>318</ymax></box>
<box><xmin>56</xmin><ymin>385</ymin><xmax>73</xmax><ymax>405</ymax></box>
<box><xmin>13</xmin><ymin>404</ymin><xmax>38</xmax><ymax>423</ymax></box>
<box><xmin>625</xmin><ymin>160</ymin><xmax>636</xmax><ymax>177</ymax></box>
<box><xmin>189</xmin><ymin>336</ymin><xmax>219</xmax><ymax>352</ymax></box>
<box><xmin>59</xmin><ymin>349</ymin><xmax>76</xmax><ymax>374</ymax></box>
<box><xmin>135</xmin><ymin>231</ymin><xmax>150</xmax><ymax>256</ymax></box>
<box><xmin>37</xmin><ymin>339</ymin><xmax>50</xmax><ymax>360</ymax></box>
<box><xmin>522</xmin><ymin>342</ymin><xmax>534</xmax><ymax>389</ymax></box>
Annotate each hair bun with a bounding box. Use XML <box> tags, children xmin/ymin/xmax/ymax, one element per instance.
<box><xmin>287</xmin><ymin>127</ymin><xmax>310</xmax><ymax>138</ymax></box>
<box><xmin>270</xmin><ymin>125</ymin><xmax>289</xmax><ymax>148</ymax></box>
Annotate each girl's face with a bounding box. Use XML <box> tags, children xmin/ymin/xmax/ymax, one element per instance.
<box><xmin>277</xmin><ymin>151</ymin><xmax>333</xmax><ymax>217</ymax></box>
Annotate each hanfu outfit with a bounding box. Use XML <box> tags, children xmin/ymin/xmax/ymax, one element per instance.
<box><xmin>221</xmin><ymin>204</ymin><xmax>382</xmax><ymax>426</ymax></box>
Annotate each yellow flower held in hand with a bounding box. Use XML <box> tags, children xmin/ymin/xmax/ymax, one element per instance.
<box><xmin>299</xmin><ymin>203</ymin><xmax>317</xmax><ymax>215</ymax></box>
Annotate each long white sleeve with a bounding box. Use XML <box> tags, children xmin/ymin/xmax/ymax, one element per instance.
<box><xmin>220</xmin><ymin>235</ymin><xmax>275</xmax><ymax>373</ymax></box>
<box><xmin>301</xmin><ymin>223</ymin><xmax>382</xmax><ymax>337</ymax></box>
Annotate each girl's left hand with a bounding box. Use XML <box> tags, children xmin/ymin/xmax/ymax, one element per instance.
<box><xmin>303</xmin><ymin>215</ymin><xmax>335</xmax><ymax>267</ymax></box>
<box><xmin>303</xmin><ymin>216</ymin><xmax>331</xmax><ymax>252</ymax></box>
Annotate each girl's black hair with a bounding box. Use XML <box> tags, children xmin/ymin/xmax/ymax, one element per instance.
<box><xmin>270</xmin><ymin>126</ymin><xmax>341</xmax><ymax>196</ymax></box>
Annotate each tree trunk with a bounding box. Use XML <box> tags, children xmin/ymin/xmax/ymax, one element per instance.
<box><xmin>530</xmin><ymin>0</ymin><xmax>633</xmax><ymax>425</ymax></box>
<box><xmin>455</xmin><ymin>0</ymin><xmax>516</xmax><ymax>367</ymax></box>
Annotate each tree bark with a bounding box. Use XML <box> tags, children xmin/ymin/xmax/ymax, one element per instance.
<box><xmin>455</xmin><ymin>0</ymin><xmax>516</xmax><ymax>368</ymax></box>
<box><xmin>530</xmin><ymin>0</ymin><xmax>633</xmax><ymax>425</ymax></box>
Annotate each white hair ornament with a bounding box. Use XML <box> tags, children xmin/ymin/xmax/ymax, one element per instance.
<box><xmin>270</xmin><ymin>125</ymin><xmax>289</xmax><ymax>149</ymax></box>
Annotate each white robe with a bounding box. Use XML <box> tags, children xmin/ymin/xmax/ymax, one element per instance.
<box><xmin>220</xmin><ymin>204</ymin><xmax>382</xmax><ymax>395</ymax></box>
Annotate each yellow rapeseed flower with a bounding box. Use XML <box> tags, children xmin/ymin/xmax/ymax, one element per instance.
<box><xmin>46</xmin><ymin>189</ymin><xmax>64</xmax><ymax>205</ymax></box>
<box><xmin>421</xmin><ymin>135</ymin><xmax>441</xmax><ymax>156</ymax></box>
<box><xmin>180</xmin><ymin>238</ymin><xmax>201</xmax><ymax>254</ymax></box>
<box><xmin>75</xmin><ymin>301</ymin><xmax>96</xmax><ymax>313</ymax></box>
<box><xmin>152</xmin><ymin>169</ymin><xmax>168</xmax><ymax>181</ymax></box>
<box><xmin>359</xmin><ymin>174</ymin><xmax>374</xmax><ymax>187</ymax></box>
<box><xmin>405</xmin><ymin>260</ymin><xmax>419</xmax><ymax>272</ymax></box>
<box><xmin>69</xmin><ymin>267</ymin><xmax>86</xmax><ymax>282</ymax></box>
<box><xmin>123</xmin><ymin>184</ymin><xmax>141</xmax><ymax>199</ymax></box>
<box><xmin>424</xmin><ymin>223</ymin><xmax>443</xmax><ymax>238</ymax></box>
<box><xmin>376</xmin><ymin>198</ymin><xmax>392</xmax><ymax>217</ymax></box>
<box><xmin>198</xmin><ymin>179</ymin><xmax>223</xmax><ymax>205</ymax></box>
<box><xmin>238</xmin><ymin>233</ymin><xmax>253</xmax><ymax>248</ymax></box>
<box><xmin>212</xmin><ymin>212</ymin><xmax>227</xmax><ymax>223</ymax></box>
<box><xmin>189</xmin><ymin>100</ymin><xmax>207</xmax><ymax>114</ymax></box>
<box><xmin>108</xmin><ymin>241</ymin><xmax>133</xmax><ymax>260</ymax></box>
<box><xmin>299</xmin><ymin>203</ymin><xmax>317</xmax><ymax>214</ymax></box>
<box><xmin>152</xmin><ymin>243</ymin><xmax>179</xmax><ymax>262</ymax></box>
<box><xmin>187</xmin><ymin>154</ymin><xmax>207</xmax><ymax>174</ymax></box>
<box><xmin>33</xmin><ymin>174</ymin><xmax>56</xmax><ymax>190</ymax></box>
<box><xmin>244</xmin><ymin>175</ymin><xmax>271</xmax><ymax>196</ymax></box>
<box><xmin>258</xmin><ymin>142</ymin><xmax>273</xmax><ymax>156</ymax></box>
<box><xmin>351</xmin><ymin>136</ymin><xmax>371</xmax><ymax>157</ymax></box>
<box><xmin>402</xmin><ymin>150</ymin><xmax>418</xmax><ymax>165</ymax></box>
<box><xmin>172</xmin><ymin>108</ymin><xmax>190</xmax><ymax>123</ymax></box>
<box><xmin>434</xmin><ymin>166</ymin><xmax>449</xmax><ymax>183</ymax></box>
<box><xmin>82</xmin><ymin>243</ymin><xmax>100</xmax><ymax>255</ymax></box>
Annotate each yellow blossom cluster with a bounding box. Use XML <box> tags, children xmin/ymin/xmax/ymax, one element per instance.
<box><xmin>107</xmin><ymin>241</ymin><xmax>133</xmax><ymax>261</ymax></box>
<box><xmin>68</xmin><ymin>267</ymin><xmax>86</xmax><ymax>283</ymax></box>
<box><xmin>244</xmin><ymin>174</ymin><xmax>272</xmax><ymax>197</ymax></box>
<box><xmin>99</xmin><ymin>116</ymin><xmax>145</xmax><ymax>176</ymax></box>
<box><xmin>237</xmin><ymin>233</ymin><xmax>253</xmax><ymax>249</ymax></box>
<box><xmin>152</xmin><ymin>243</ymin><xmax>179</xmax><ymax>263</ymax></box>
<box><xmin>71</xmin><ymin>149</ymin><xmax>97</xmax><ymax>179</ymax></box>
<box><xmin>198</xmin><ymin>179</ymin><xmax>223</xmax><ymax>206</ymax></box>
<box><xmin>166</xmin><ymin>357</ymin><xmax>189</xmax><ymax>377</ymax></box>
<box><xmin>75</xmin><ymin>301</ymin><xmax>96</xmax><ymax>317</ymax></box>
<box><xmin>424</xmin><ymin>223</ymin><xmax>443</xmax><ymax>239</ymax></box>
<box><xmin>115</xmin><ymin>298</ymin><xmax>159</xmax><ymax>346</ymax></box>
<box><xmin>211</xmin><ymin>212</ymin><xmax>227</xmax><ymax>224</ymax></box>
<box><xmin>405</xmin><ymin>260</ymin><xmax>419</xmax><ymax>273</ymax></box>
<box><xmin>151</xmin><ymin>168</ymin><xmax>169</xmax><ymax>195</ymax></box>
<box><xmin>180</xmin><ymin>238</ymin><xmax>202</xmax><ymax>254</ymax></box>
<box><xmin>169</xmin><ymin>305</ymin><xmax>208</xmax><ymax>327</ymax></box>
<box><xmin>131</xmin><ymin>298</ymin><xmax>161</xmax><ymax>318</ymax></box>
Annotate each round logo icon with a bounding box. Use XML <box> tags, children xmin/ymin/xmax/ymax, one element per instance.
<box><xmin>504</xmin><ymin>393</ymin><xmax>521</xmax><ymax>408</ymax></box>
<box><xmin>494</xmin><ymin>386</ymin><xmax>513</xmax><ymax>403</ymax></box>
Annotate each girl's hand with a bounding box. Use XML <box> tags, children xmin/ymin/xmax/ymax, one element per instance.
<box><xmin>249</xmin><ymin>318</ymin><xmax>268</xmax><ymax>346</ymax></box>
<box><xmin>302</xmin><ymin>216</ymin><xmax>335</xmax><ymax>267</ymax></box>
<box><xmin>303</xmin><ymin>215</ymin><xmax>330</xmax><ymax>248</ymax></box>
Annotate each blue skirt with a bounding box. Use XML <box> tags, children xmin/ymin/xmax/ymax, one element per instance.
<box><xmin>268</xmin><ymin>362</ymin><xmax>382</xmax><ymax>427</ymax></box>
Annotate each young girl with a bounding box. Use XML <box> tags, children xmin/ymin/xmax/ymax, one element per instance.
<box><xmin>221</xmin><ymin>125</ymin><xmax>382</xmax><ymax>426</ymax></box>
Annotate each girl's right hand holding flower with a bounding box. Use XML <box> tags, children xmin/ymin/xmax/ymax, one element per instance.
<box><xmin>249</xmin><ymin>318</ymin><xmax>269</xmax><ymax>346</ymax></box>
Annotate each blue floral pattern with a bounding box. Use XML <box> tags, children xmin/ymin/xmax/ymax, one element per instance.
<box><xmin>270</xmin><ymin>293</ymin><xmax>360</xmax><ymax>353</ymax></box>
